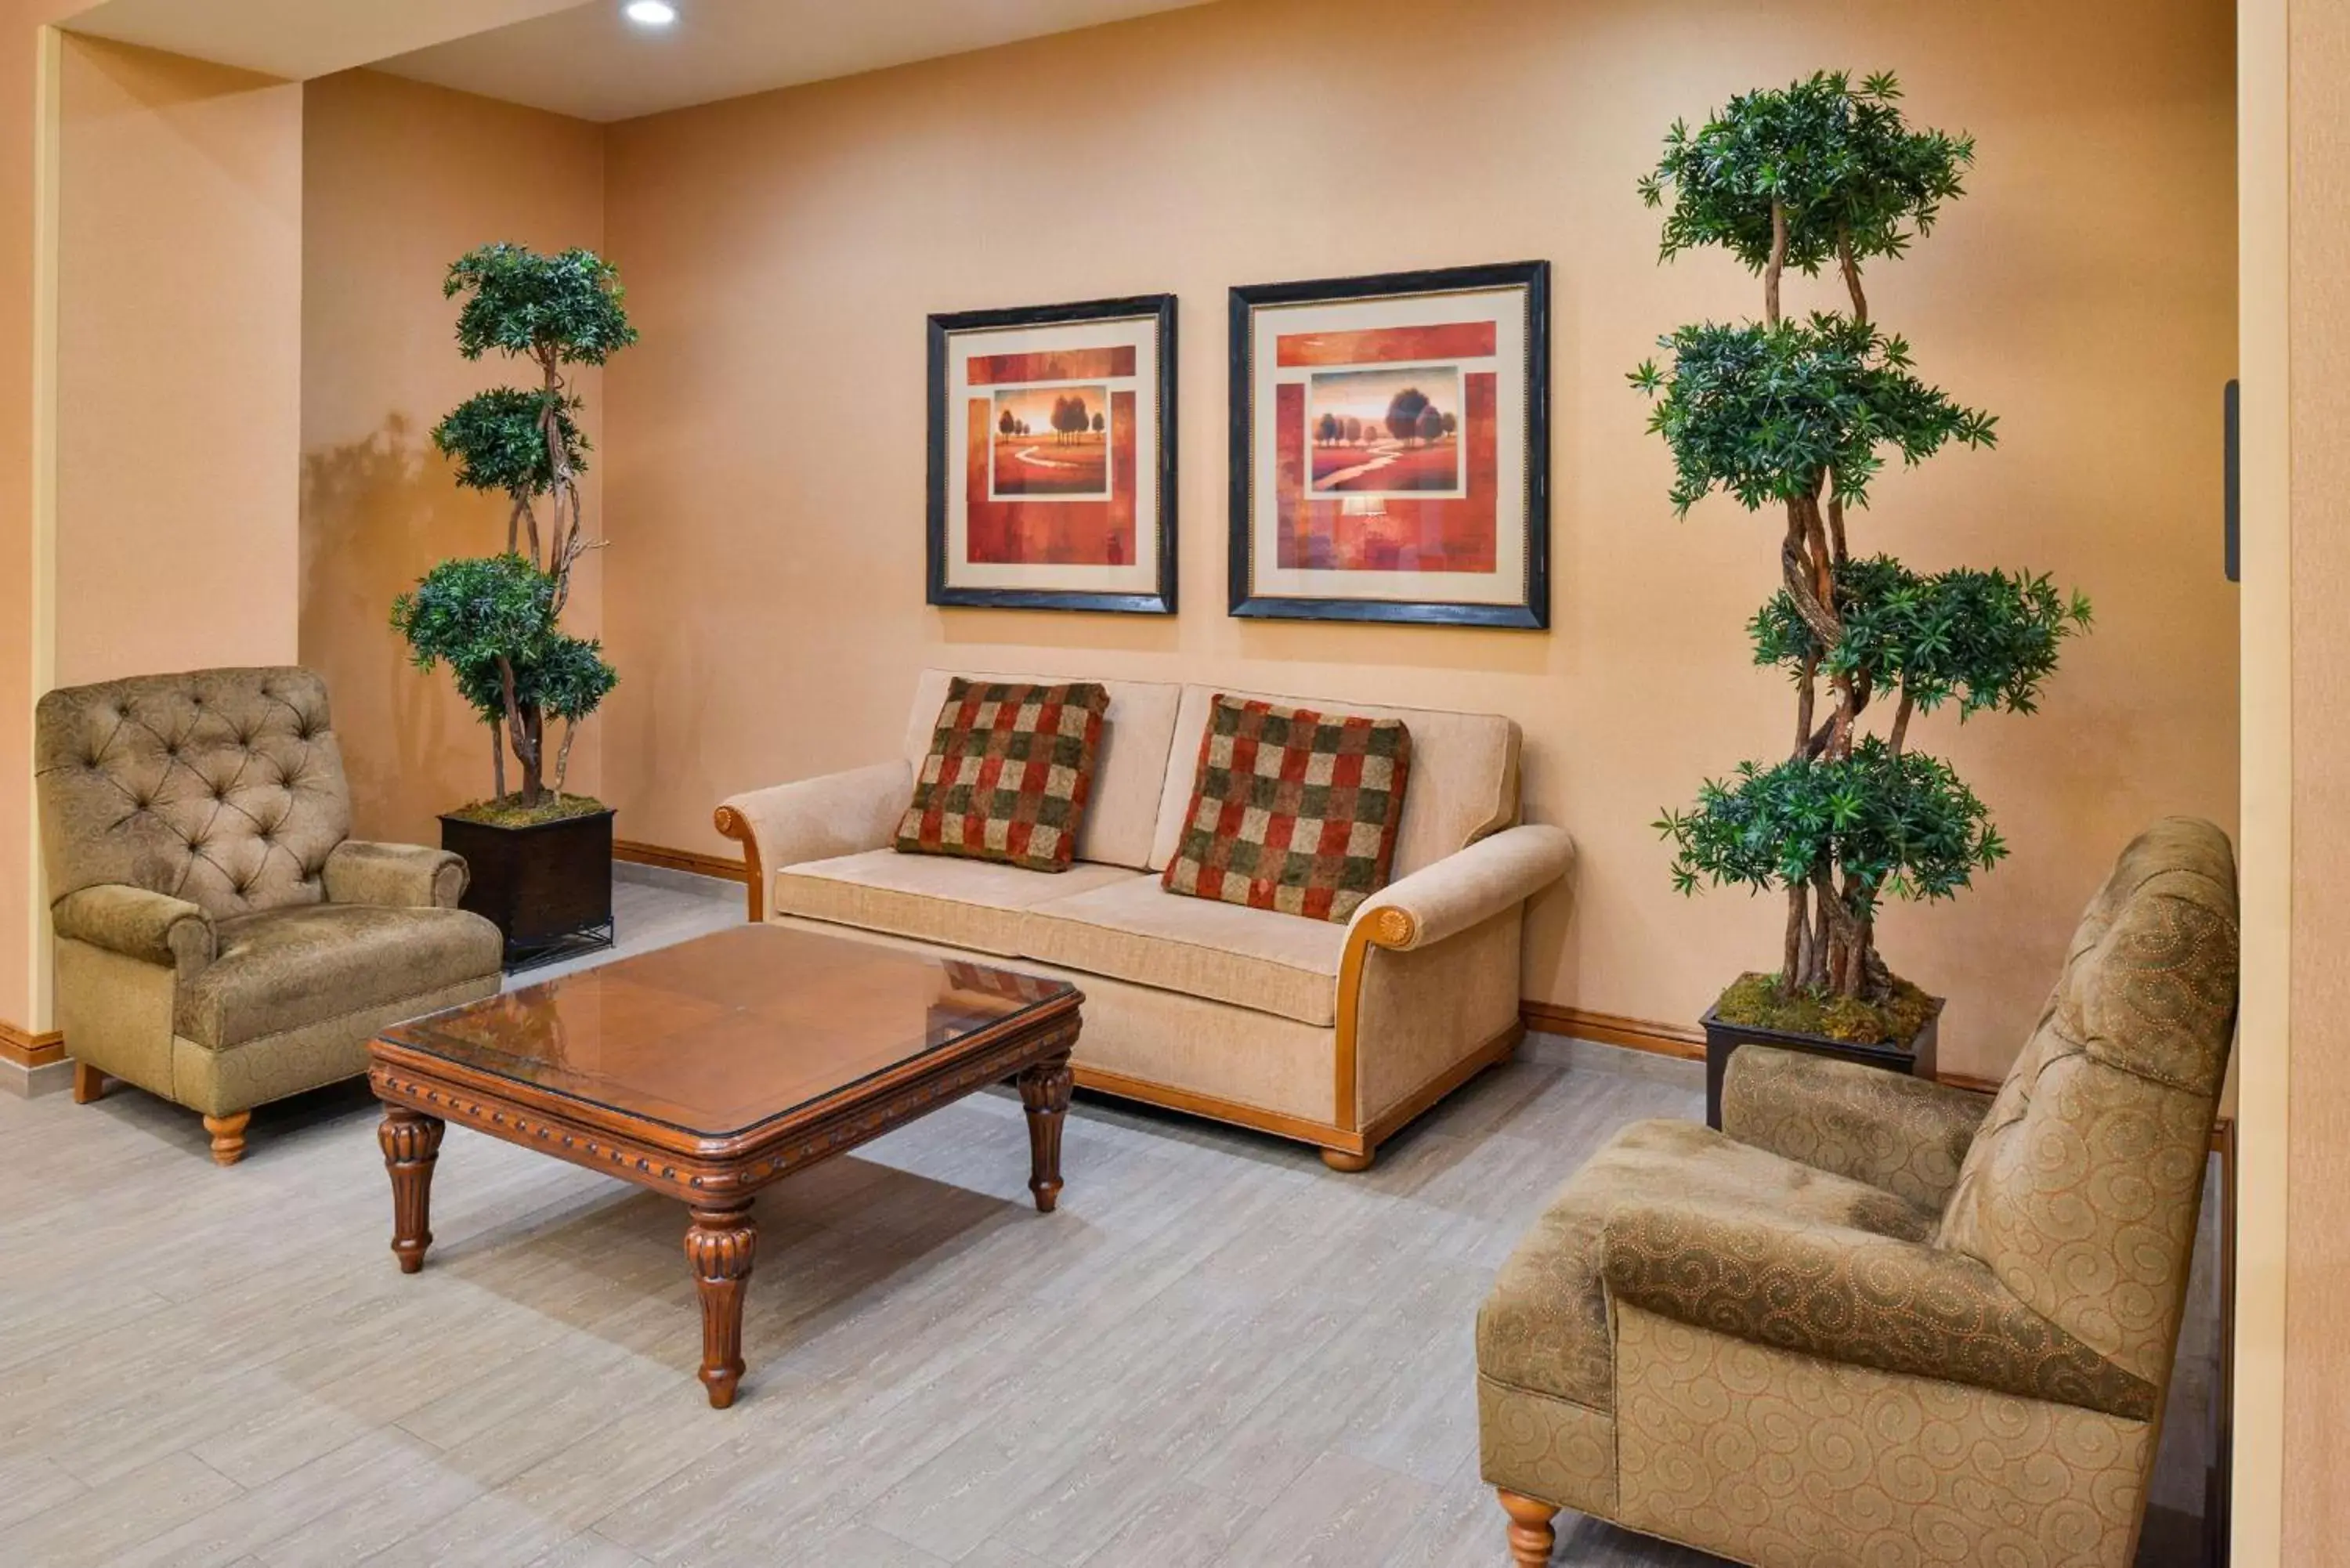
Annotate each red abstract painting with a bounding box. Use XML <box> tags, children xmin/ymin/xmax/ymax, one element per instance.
<box><xmin>1274</xmin><ymin>374</ymin><xmax>1499</xmax><ymax>572</ymax></box>
<box><xmin>964</xmin><ymin>391</ymin><xmax>1137</xmax><ymax>565</ymax></box>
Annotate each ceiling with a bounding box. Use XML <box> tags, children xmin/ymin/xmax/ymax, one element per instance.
<box><xmin>371</xmin><ymin>0</ymin><xmax>1218</xmax><ymax>123</ymax></box>
<box><xmin>59</xmin><ymin>0</ymin><xmax>590</xmax><ymax>83</ymax></box>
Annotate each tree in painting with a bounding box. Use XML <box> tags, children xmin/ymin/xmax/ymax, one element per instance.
<box><xmin>1634</xmin><ymin>71</ymin><xmax>2091</xmax><ymax>1041</ymax></box>
<box><xmin>392</xmin><ymin>244</ymin><xmax>636</xmax><ymax>816</ymax></box>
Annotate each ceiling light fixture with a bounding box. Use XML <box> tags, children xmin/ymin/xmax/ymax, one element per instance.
<box><xmin>624</xmin><ymin>1</ymin><xmax>677</xmax><ymax>26</ymax></box>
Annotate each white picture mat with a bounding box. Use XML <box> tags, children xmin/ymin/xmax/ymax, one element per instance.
<box><xmin>944</xmin><ymin>316</ymin><xmax>1159</xmax><ymax>594</ymax></box>
<box><xmin>1248</xmin><ymin>284</ymin><xmax>1528</xmax><ymax>606</ymax></box>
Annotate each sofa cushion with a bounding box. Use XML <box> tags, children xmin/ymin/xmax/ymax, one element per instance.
<box><xmin>775</xmin><ymin>848</ymin><xmax>1142</xmax><ymax>956</ymax></box>
<box><xmin>1020</xmin><ymin>873</ymin><xmax>1348</xmax><ymax>1026</ymax></box>
<box><xmin>1477</xmin><ymin>1118</ymin><xmax>1936</xmax><ymax>1414</ymax></box>
<box><xmin>904</xmin><ymin>670</ymin><xmax>1181</xmax><ymax>870</ymax></box>
<box><xmin>895</xmin><ymin>678</ymin><xmax>1109</xmax><ymax>872</ymax></box>
<box><xmin>175</xmin><ymin>902</ymin><xmax>503</xmax><ymax>1050</ymax></box>
<box><xmin>1159</xmin><ymin>695</ymin><xmax>1411</xmax><ymax>924</ymax></box>
<box><xmin>1149</xmin><ymin>685</ymin><xmax>1517</xmax><ymax>880</ymax></box>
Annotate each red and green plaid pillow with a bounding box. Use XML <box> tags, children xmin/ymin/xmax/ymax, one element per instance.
<box><xmin>1161</xmin><ymin>695</ymin><xmax>1412</xmax><ymax>923</ymax></box>
<box><xmin>895</xmin><ymin>678</ymin><xmax>1110</xmax><ymax>872</ymax></box>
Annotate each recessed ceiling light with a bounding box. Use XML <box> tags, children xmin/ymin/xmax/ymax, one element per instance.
<box><xmin>624</xmin><ymin>1</ymin><xmax>677</xmax><ymax>26</ymax></box>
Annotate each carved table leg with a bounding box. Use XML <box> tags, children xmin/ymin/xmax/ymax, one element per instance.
<box><xmin>1016</xmin><ymin>1053</ymin><xmax>1074</xmax><ymax>1214</ymax></box>
<box><xmin>203</xmin><ymin>1111</ymin><xmax>251</xmax><ymax>1168</ymax></box>
<box><xmin>1497</xmin><ymin>1489</ymin><xmax>1560</xmax><ymax>1566</ymax></box>
<box><xmin>685</xmin><ymin>1203</ymin><xmax>757</xmax><ymax>1408</ymax></box>
<box><xmin>378</xmin><ymin>1107</ymin><xmax>445</xmax><ymax>1273</ymax></box>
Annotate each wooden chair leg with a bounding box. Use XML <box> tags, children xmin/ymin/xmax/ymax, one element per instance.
<box><xmin>202</xmin><ymin>1111</ymin><xmax>251</xmax><ymax>1168</ymax></box>
<box><xmin>71</xmin><ymin>1061</ymin><xmax>104</xmax><ymax>1104</ymax></box>
<box><xmin>1497</xmin><ymin>1490</ymin><xmax>1560</xmax><ymax>1566</ymax></box>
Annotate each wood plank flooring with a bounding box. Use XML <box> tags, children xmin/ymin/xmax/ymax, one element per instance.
<box><xmin>0</xmin><ymin>875</ymin><xmax>2220</xmax><ymax>1566</ymax></box>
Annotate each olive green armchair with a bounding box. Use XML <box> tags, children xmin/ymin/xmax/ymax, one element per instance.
<box><xmin>35</xmin><ymin>667</ymin><xmax>503</xmax><ymax>1164</ymax></box>
<box><xmin>1477</xmin><ymin>818</ymin><xmax>2239</xmax><ymax>1567</ymax></box>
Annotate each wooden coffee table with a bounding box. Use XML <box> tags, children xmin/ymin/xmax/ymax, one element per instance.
<box><xmin>367</xmin><ymin>923</ymin><xmax>1082</xmax><ymax>1407</ymax></box>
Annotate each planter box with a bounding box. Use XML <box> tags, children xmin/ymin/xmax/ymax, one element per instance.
<box><xmin>439</xmin><ymin>807</ymin><xmax>616</xmax><ymax>971</ymax></box>
<box><xmin>1701</xmin><ymin>995</ymin><xmax>1943</xmax><ymax>1130</ymax></box>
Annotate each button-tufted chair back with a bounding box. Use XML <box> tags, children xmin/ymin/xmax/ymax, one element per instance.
<box><xmin>35</xmin><ymin>667</ymin><xmax>353</xmax><ymax>920</ymax></box>
<box><xmin>1935</xmin><ymin>816</ymin><xmax>2239</xmax><ymax>1395</ymax></box>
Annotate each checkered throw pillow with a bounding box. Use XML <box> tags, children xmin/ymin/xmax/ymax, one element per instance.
<box><xmin>1161</xmin><ymin>695</ymin><xmax>1412</xmax><ymax>923</ymax></box>
<box><xmin>895</xmin><ymin>678</ymin><xmax>1110</xmax><ymax>872</ymax></box>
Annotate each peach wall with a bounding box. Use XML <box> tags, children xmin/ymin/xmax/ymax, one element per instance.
<box><xmin>599</xmin><ymin>0</ymin><xmax>2239</xmax><ymax>1081</ymax></box>
<box><xmin>54</xmin><ymin>34</ymin><xmax>301</xmax><ymax>686</ymax></box>
<box><xmin>299</xmin><ymin>68</ymin><xmax>604</xmax><ymax>846</ymax></box>
<box><xmin>0</xmin><ymin>6</ymin><xmax>90</xmax><ymax>1031</ymax></box>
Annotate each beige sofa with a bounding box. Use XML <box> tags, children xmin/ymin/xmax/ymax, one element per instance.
<box><xmin>716</xmin><ymin>670</ymin><xmax>1574</xmax><ymax>1169</ymax></box>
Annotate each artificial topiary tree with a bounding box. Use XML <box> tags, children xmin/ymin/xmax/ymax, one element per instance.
<box><xmin>1635</xmin><ymin>71</ymin><xmax>2092</xmax><ymax>1039</ymax></box>
<box><xmin>392</xmin><ymin>244</ymin><xmax>635</xmax><ymax>815</ymax></box>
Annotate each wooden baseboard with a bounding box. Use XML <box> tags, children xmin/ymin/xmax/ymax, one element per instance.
<box><xmin>0</xmin><ymin>1020</ymin><xmax>65</xmax><ymax>1071</ymax></box>
<box><xmin>1520</xmin><ymin>1001</ymin><xmax>1704</xmax><ymax>1061</ymax></box>
<box><xmin>614</xmin><ymin>839</ymin><xmax>751</xmax><ymax>884</ymax></box>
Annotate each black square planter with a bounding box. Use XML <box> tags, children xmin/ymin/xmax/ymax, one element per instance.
<box><xmin>1701</xmin><ymin>995</ymin><xmax>1942</xmax><ymax>1129</ymax></box>
<box><xmin>439</xmin><ymin>807</ymin><xmax>616</xmax><ymax>972</ymax></box>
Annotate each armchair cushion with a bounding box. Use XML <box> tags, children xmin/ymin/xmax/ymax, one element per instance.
<box><xmin>50</xmin><ymin>884</ymin><xmax>215</xmax><ymax>978</ymax></box>
<box><xmin>1600</xmin><ymin>1194</ymin><xmax>2158</xmax><ymax>1420</ymax></box>
<box><xmin>1478</xmin><ymin>1118</ymin><xmax>1935</xmax><ymax>1414</ymax></box>
<box><xmin>1722</xmin><ymin>1046</ymin><xmax>1990</xmax><ymax>1210</ymax></box>
<box><xmin>175</xmin><ymin>903</ymin><xmax>502</xmax><ymax>1050</ymax></box>
<box><xmin>324</xmin><ymin>840</ymin><xmax>467</xmax><ymax>910</ymax></box>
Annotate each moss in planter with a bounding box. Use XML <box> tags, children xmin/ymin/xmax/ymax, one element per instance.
<box><xmin>445</xmin><ymin>793</ymin><xmax>609</xmax><ymax>829</ymax></box>
<box><xmin>1714</xmin><ymin>970</ymin><xmax>1936</xmax><ymax>1049</ymax></box>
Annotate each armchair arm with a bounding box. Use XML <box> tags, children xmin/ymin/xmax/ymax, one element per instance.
<box><xmin>51</xmin><ymin>884</ymin><xmax>215</xmax><ymax>979</ymax></box>
<box><xmin>1599</xmin><ymin>1198</ymin><xmax>2157</xmax><ymax>1420</ymax></box>
<box><xmin>1346</xmin><ymin>823</ymin><xmax>1575</xmax><ymax>952</ymax></box>
<box><xmin>1723</xmin><ymin>1046</ymin><xmax>1991</xmax><ymax>1211</ymax></box>
<box><xmin>714</xmin><ymin>758</ymin><xmax>915</xmax><ymax>921</ymax></box>
<box><xmin>324</xmin><ymin>840</ymin><xmax>468</xmax><ymax>910</ymax></box>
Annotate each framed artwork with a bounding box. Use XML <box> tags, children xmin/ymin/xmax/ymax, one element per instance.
<box><xmin>927</xmin><ymin>294</ymin><xmax>1177</xmax><ymax>614</ymax></box>
<box><xmin>1227</xmin><ymin>261</ymin><xmax>1549</xmax><ymax>628</ymax></box>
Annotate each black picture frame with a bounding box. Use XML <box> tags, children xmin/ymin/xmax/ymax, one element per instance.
<box><xmin>926</xmin><ymin>293</ymin><xmax>1178</xmax><ymax>615</ymax></box>
<box><xmin>1227</xmin><ymin>260</ymin><xmax>1550</xmax><ymax>629</ymax></box>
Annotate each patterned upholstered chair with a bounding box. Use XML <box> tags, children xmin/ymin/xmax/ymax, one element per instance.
<box><xmin>35</xmin><ymin>667</ymin><xmax>504</xmax><ymax>1165</ymax></box>
<box><xmin>1476</xmin><ymin>818</ymin><xmax>2238</xmax><ymax>1568</ymax></box>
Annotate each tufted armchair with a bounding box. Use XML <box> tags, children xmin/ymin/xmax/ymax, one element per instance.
<box><xmin>1475</xmin><ymin>818</ymin><xmax>2239</xmax><ymax>1568</ymax></box>
<box><xmin>34</xmin><ymin>667</ymin><xmax>503</xmax><ymax>1165</ymax></box>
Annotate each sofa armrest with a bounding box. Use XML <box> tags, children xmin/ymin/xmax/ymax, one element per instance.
<box><xmin>51</xmin><ymin>884</ymin><xmax>215</xmax><ymax>979</ymax></box>
<box><xmin>1598</xmin><ymin>1198</ymin><xmax>2157</xmax><ymax>1420</ymax></box>
<box><xmin>325</xmin><ymin>840</ymin><xmax>469</xmax><ymax>910</ymax></box>
<box><xmin>1347</xmin><ymin>823</ymin><xmax>1574</xmax><ymax>952</ymax></box>
<box><xmin>1722</xmin><ymin>1046</ymin><xmax>1991</xmax><ymax>1211</ymax></box>
<box><xmin>714</xmin><ymin>759</ymin><xmax>915</xmax><ymax>920</ymax></box>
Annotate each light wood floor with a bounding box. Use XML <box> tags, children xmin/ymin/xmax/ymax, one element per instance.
<box><xmin>0</xmin><ymin>876</ymin><xmax>2220</xmax><ymax>1566</ymax></box>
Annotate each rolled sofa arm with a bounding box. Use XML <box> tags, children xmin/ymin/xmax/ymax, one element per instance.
<box><xmin>1347</xmin><ymin>823</ymin><xmax>1575</xmax><ymax>952</ymax></box>
<box><xmin>714</xmin><ymin>758</ymin><xmax>915</xmax><ymax>920</ymax></box>
<box><xmin>51</xmin><ymin>884</ymin><xmax>216</xmax><ymax>979</ymax></box>
<box><xmin>1599</xmin><ymin>1197</ymin><xmax>2157</xmax><ymax>1421</ymax></box>
<box><xmin>1722</xmin><ymin>1046</ymin><xmax>1991</xmax><ymax>1212</ymax></box>
<box><xmin>325</xmin><ymin>840</ymin><xmax>468</xmax><ymax>910</ymax></box>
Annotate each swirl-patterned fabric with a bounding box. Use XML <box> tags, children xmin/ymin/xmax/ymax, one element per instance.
<box><xmin>1475</xmin><ymin>816</ymin><xmax>2238</xmax><ymax>1568</ymax></box>
<box><xmin>35</xmin><ymin>667</ymin><xmax>349</xmax><ymax>919</ymax></box>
